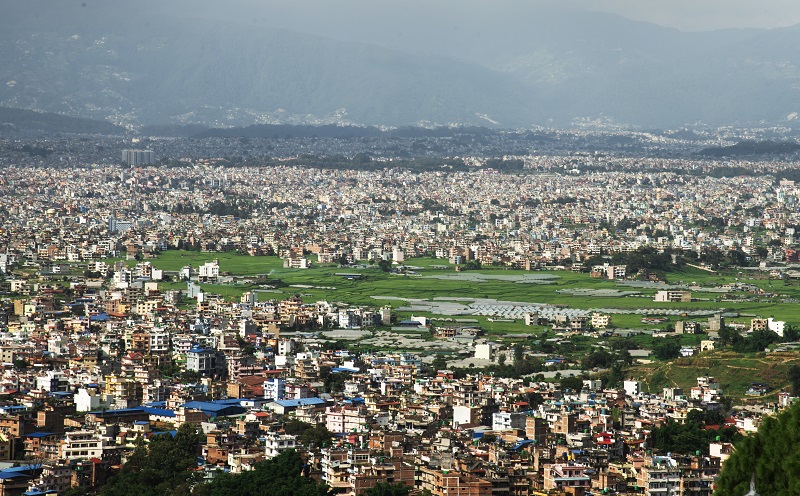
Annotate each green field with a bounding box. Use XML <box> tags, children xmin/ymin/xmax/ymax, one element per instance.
<box><xmin>148</xmin><ymin>251</ymin><xmax>285</xmax><ymax>274</ymax></box>
<box><xmin>95</xmin><ymin>251</ymin><xmax>800</xmax><ymax>390</ymax></box>
<box><xmin>141</xmin><ymin>251</ymin><xmax>800</xmax><ymax>329</ymax></box>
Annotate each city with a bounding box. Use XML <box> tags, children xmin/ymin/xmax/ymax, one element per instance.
<box><xmin>0</xmin><ymin>130</ymin><xmax>798</xmax><ymax>495</ymax></box>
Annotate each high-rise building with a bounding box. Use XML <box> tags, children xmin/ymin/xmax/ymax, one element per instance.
<box><xmin>121</xmin><ymin>149</ymin><xmax>154</xmax><ymax>165</ymax></box>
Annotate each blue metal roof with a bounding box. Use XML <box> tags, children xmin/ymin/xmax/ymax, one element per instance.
<box><xmin>142</xmin><ymin>407</ymin><xmax>176</xmax><ymax>418</ymax></box>
<box><xmin>181</xmin><ymin>401</ymin><xmax>246</xmax><ymax>416</ymax></box>
<box><xmin>88</xmin><ymin>407</ymin><xmax>146</xmax><ymax>415</ymax></box>
<box><xmin>273</xmin><ymin>398</ymin><xmax>326</xmax><ymax>408</ymax></box>
<box><xmin>511</xmin><ymin>440</ymin><xmax>534</xmax><ymax>451</ymax></box>
<box><xmin>25</xmin><ymin>432</ymin><xmax>55</xmax><ymax>438</ymax></box>
<box><xmin>0</xmin><ymin>465</ymin><xmax>38</xmax><ymax>480</ymax></box>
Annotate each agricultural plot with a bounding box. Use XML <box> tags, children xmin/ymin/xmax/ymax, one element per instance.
<box><xmin>147</xmin><ymin>251</ymin><xmax>800</xmax><ymax>329</ymax></box>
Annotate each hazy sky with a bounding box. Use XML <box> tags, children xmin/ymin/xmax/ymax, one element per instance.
<box><xmin>17</xmin><ymin>0</ymin><xmax>799</xmax><ymax>33</ymax></box>
<box><xmin>564</xmin><ymin>0</ymin><xmax>800</xmax><ymax>31</ymax></box>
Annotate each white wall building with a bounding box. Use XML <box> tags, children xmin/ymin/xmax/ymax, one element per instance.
<box><xmin>264</xmin><ymin>433</ymin><xmax>297</xmax><ymax>459</ymax></box>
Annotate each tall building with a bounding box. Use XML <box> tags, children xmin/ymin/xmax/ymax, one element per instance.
<box><xmin>122</xmin><ymin>149</ymin><xmax>154</xmax><ymax>166</ymax></box>
<box><xmin>108</xmin><ymin>216</ymin><xmax>133</xmax><ymax>233</ymax></box>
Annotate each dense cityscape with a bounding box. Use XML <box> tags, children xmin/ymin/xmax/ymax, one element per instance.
<box><xmin>0</xmin><ymin>128</ymin><xmax>798</xmax><ymax>496</ymax></box>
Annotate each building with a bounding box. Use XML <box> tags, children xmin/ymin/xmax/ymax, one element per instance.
<box><xmin>59</xmin><ymin>431</ymin><xmax>107</xmax><ymax>460</ymax></box>
<box><xmin>418</xmin><ymin>466</ymin><xmax>493</xmax><ymax>496</ymax></box>
<box><xmin>264</xmin><ymin>433</ymin><xmax>297</xmax><ymax>459</ymax></box>
<box><xmin>543</xmin><ymin>463</ymin><xmax>591</xmax><ymax>492</ymax></box>
<box><xmin>264</xmin><ymin>378</ymin><xmax>286</xmax><ymax>401</ymax></box>
<box><xmin>591</xmin><ymin>312</ymin><xmax>611</xmax><ymax>329</ymax></box>
<box><xmin>122</xmin><ymin>149</ymin><xmax>154</xmax><ymax>166</ymax></box>
<box><xmin>108</xmin><ymin>216</ymin><xmax>133</xmax><ymax>233</ymax></box>
<box><xmin>198</xmin><ymin>260</ymin><xmax>220</xmax><ymax>282</ymax></box>
<box><xmin>186</xmin><ymin>346</ymin><xmax>222</xmax><ymax>376</ymax></box>
<box><xmin>591</xmin><ymin>264</ymin><xmax>626</xmax><ymax>280</ymax></box>
<box><xmin>636</xmin><ymin>455</ymin><xmax>681</xmax><ymax>496</ymax></box>
<box><xmin>654</xmin><ymin>291</ymin><xmax>692</xmax><ymax>303</ymax></box>
<box><xmin>492</xmin><ymin>412</ymin><xmax>526</xmax><ymax>432</ymax></box>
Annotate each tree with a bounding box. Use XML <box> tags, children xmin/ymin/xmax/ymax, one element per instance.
<box><xmin>582</xmin><ymin>350</ymin><xmax>613</xmax><ymax>369</ymax></box>
<box><xmin>378</xmin><ymin>259</ymin><xmax>392</xmax><ymax>272</ymax></box>
<box><xmin>559</xmin><ymin>376</ymin><xmax>584</xmax><ymax>393</ymax></box>
<box><xmin>281</xmin><ymin>419</ymin><xmax>333</xmax><ymax>448</ymax></box>
<box><xmin>789</xmin><ymin>365</ymin><xmax>800</xmax><ymax>396</ymax></box>
<box><xmin>196</xmin><ymin>450</ymin><xmax>329</xmax><ymax>496</ymax></box>
<box><xmin>101</xmin><ymin>423</ymin><xmax>202</xmax><ymax>496</ymax></box>
<box><xmin>365</xmin><ymin>482</ymin><xmax>411</xmax><ymax>496</ymax></box>
<box><xmin>715</xmin><ymin>400</ymin><xmax>800</xmax><ymax>495</ymax></box>
<box><xmin>431</xmin><ymin>355</ymin><xmax>448</xmax><ymax>371</ymax></box>
<box><xmin>461</xmin><ymin>260</ymin><xmax>481</xmax><ymax>271</ymax></box>
<box><xmin>652</xmin><ymin>338</ymin><xmax>682</xmax><ymax>361</ymax></box>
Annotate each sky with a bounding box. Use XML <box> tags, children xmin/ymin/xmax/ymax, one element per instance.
<box><xmin>10</xmin><ymin>1</ymin><xmax>800</xmax><ymax>33</ymax></box>
<box><xmin>562</xmin><ymin>0</ymin><xmax>800</xmax><ymax>31</ymax></box>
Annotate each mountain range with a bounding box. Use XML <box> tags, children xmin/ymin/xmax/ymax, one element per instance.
<box><xmin>2</xmin><ymin>1</ymin><xmax>800</xmax><ymax>130</ymax></box>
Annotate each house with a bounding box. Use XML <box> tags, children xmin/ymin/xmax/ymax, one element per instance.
<box><xmin>654</xmin><ymin>291</ymin><xmax>691</xmax><ymax>303</ymax></box>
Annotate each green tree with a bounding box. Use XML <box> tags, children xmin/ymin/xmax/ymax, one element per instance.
<box><xmin>365</xmin><ymin>482</ymin><xmax>411</xmax><ymax>496</ymax></box>
<box><xmin>559</xmin><ymin>376</ymin><xmax>584</xmax><ymax>393</ymax></box>
<box><xmin>789</xmin><ymin>365</ymin><xmax>800</xmax><ymax>396</ymax></box>
<box><xmin>198</xmin><ymin>450</ymin><xmax>329</xmax><ymax>496</ymax></box>
<box><xmin>715</xmin><ymin>401</ymin><xmax>800</xmax><ymax>495</ymax></box>
<box><xmin>652</xmin><ymin>338</ymin><xmax>682</xmax><ymax>361</ymax></box>
<box><xmin>431</xmin><ymin>355</ymin><xmax>448</xmax><ymax>371</ymax></box>
<box><xmin>101</xmin><ymin>423</ymin><xmax>202</xmax><ymax>496</ymax></box>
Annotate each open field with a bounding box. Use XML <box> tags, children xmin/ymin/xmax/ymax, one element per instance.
<box><xmin>100</xmin><ymin>252</ymin><xmax>800</xmax><ymax>389</ymax></box>
<box><xmin>148</xmin><ymin>251</ymin><xmax>284</xmax><ymax>274</ymax></box>
<box><xmin>143</xmin><ymin>251</ymin><xmax>800</xmax><ymax>329</ymax></box>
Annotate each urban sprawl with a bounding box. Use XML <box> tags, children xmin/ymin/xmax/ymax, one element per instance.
<box><xmin>0</xmin><ymin>130</ymin><xmax>799</xmax><ymax>496</ymax></box>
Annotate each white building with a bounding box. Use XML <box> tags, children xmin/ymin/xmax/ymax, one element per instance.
<box><xmin>264</xmin><ymin>433</ymin><xmax>297</xmax><ymax>459</ymax></box>
<box><xmin>392</xmin><ymin>247</ymin><xmax>405</xmax><ymax>262</ymax></box>
<box><xmin>623</xmin><ymin>379</ymin><xmax>641</xmax><ymax>397</ymax></box>
<box><xmin>474</xmin><ymin>343</ymin><xmax>493</xmax><ymax>360</ymax></box>
<box><xmin>75</xmin><ymin>388</ymin><xmax>110</xmax><ymax>412</ymax></box>
<box><xmin>768</xmin><ymin>317</ymin><xmax>786</xmax><ymax>337</ymax></box>
<box><xmin>492</xmin><ymin>412</ymin><xmax>526</xmax><ymax>431</ymax></box>
<box><xmin>149</xmin><ymin>328</ymin><xmax>170</xmax><ymax>353</ymax></box>
<box><xmin>59</xmin><ymin>431</ymin><xmax>108</xmax><ymax>460</ymax></box>
<box><xmin>199</xmin><ymin>260</ymin><xmax>220</xmax><ymax>282</ymax></box>
<box><xmin>453</xmin><ymin>405</ymin><xmax>480</xmax><ymax>428</ymax></box>
<box><xmin>591</xmin><ymin>313</ymin><xmax>611</xmax><ymax>329</ymax></box>
<box><xmin>186</xmin><ymin>346</ymin><xmax>219</xmax><ymax>375</ymax></box>
<box><xmin>264</xmin><ymin>378</ymin><xmax>286</xmax><ymax>400</ymax></box>
<box><xmin>36</xmin><ymin>371</ymin><xmax>69</xmax><ymax>393</ymax></box>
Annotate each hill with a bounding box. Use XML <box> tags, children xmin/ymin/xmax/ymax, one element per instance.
<box><xmin>4</xmin><ymin>2</ymin><xmax>800</xmax><ymax>128</ymax></box>
<box><xmin>696</xmin><ymin>140</ymin><xmax>800</xmax><ymax>157</ymax></box>
<box><xmin>634</xmin><ymin>352</ymin><xmax>800</xmax><ymax>401</ymax></box>
<box><xmin>0</xmin><ymin>106</ymin><xmax>125</xmax><ymax>134</ymax></box>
